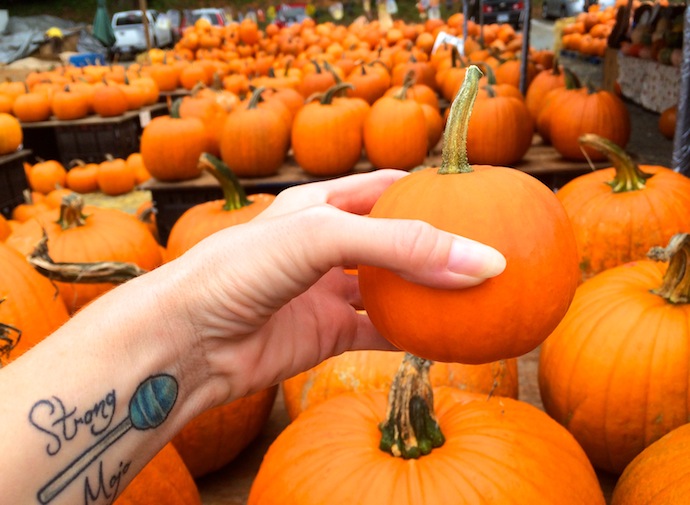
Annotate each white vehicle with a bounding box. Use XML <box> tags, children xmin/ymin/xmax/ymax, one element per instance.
<box><xmin>111</xmin><ymin>10</ymin><xmax>173</xmax><ymax>54</ymax></box>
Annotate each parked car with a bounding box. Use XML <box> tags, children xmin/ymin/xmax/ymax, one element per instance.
<box><xmin>468</xmin><ymin>0</ymin><xmax>525</xmax><ymax>28</ymax></box>
<box><xmin>541</xmin><ymin>0</ymin><xmax>586</xmax><ymax>19</ymax></box>
<box><xmin>180</xmin><ymin>8</ymin><xmax>229</xmax><ymax>32</ymax></box>
<box><xmin>274</xmin><ymin>4</ymin><xmax>312</xmax><ymax>28</ymax></box>
<box><xmin>111</xmin><ymin>9</ymin><xmax>174</xmax><ymax>55</ymax></box>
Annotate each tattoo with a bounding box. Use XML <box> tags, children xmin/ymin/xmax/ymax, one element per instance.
<box><xmin>34</xmin><ymin>374</ymin><xmax>178</xmax><ymax>505</ymax></box>
<box><xmin>83</xmin><ymin>460</ymin><xmax>131</xmax><ymax>505</ymax></box>
<box><xmin>29</xmin><ymin>392</ymin><xmax>117</xmax><ymax>456</ymax></box>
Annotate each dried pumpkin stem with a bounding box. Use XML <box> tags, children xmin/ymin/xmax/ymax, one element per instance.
<box><xmin>28</xmin><ymin>233</ymin><xmax>147</xmax><ymax>284</ymax></box>
<box><xmin>648</xmin><ymin>233</ymin><xmax>690</xmax><ymax>304</ymax></box>
<box><xmin>578</xmin><ymin>134</ymin><xmax>652</xmax><ymax>192</ymax></box>
<box><xmin>0</xmin><ymin>299</ymin><xmax>21</xmax><ymax>368</ymax></box>
<box><xmin>56</xmin><ymin>193</ymin><xmax>88</xmax><ymax>230</ymax></box>
<box><xmin>439</xmin><ymin>64</ymin><xmax>483</xmax><ymax>175</ymax></box>
<box><xmin>379</xmin><ymin>353</ymin><xmax>445</xmax><ymax>459</ymax></box>
<box><xmin>199</xmin><ymin>153</ymin><xmax>252</xmax><ymax>211</ymax></box>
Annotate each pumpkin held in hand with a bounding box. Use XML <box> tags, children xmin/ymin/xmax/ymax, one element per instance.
<box><xmin>358</xmin><ymin>66</ymin><xmax>579</xmax><ymax>364</ymax></box>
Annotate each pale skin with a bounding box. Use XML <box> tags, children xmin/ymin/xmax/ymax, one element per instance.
<box><xmin>0</xmin><ymin>169</ymin><xmax>506</xmax><ymax>504</ymax></box>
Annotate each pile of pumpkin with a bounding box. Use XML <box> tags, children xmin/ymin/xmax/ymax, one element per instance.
<box><xmin>0</xmin><ymin>13</ymin><xmax>690</xmax><ymax>504</ymax></box>
<box><xmin>2</xmin><ymin>53</ymin><xmax>690</xmax><ymax>503</ymax></box>
<box><xmin>0</xmin><ymin>65</ymin><xmax>161</xmax><ymax>122</ymax></box>
<box><xmin>560</xmin><ymin>2</ymin><xmax>622</xmax><ymax>58</ymax></box>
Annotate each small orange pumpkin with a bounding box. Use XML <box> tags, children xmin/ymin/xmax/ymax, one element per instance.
<box><xmin>358</xmin><ymin>66</ymin><xmax>579</xmax><ymax>364</ymax></box>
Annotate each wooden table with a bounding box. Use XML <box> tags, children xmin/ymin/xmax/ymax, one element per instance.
<box><xmin>20</xmin><ymin>103</ymin><xmax>167</xmax><ymax>165</ymax></box>
<box><xmin>143</xmin><ymin>137</ymin><xmax>607</xmax><ymax>247</ymax></box>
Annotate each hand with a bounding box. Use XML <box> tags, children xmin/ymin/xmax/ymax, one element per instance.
<box><xmin>134</xmin><ymin>169</ymin><xmax>507</xmax><ymax>407</ymax></box>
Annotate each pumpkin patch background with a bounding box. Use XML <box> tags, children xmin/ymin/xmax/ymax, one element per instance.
<box><xmin>0</xmin><ymin>1</ymin><xmax>685</xmax><ymax>502</ymax></box>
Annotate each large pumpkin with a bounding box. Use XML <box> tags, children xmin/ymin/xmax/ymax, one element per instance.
<box><xmin>115</xmin><ymin>443</ymin><xmax>201</xmax><ymax>505</ymax></box>
<box><xmin>0</xmin><ymin>112</ymin><xmax>23</xmax><ymax>155</ymax></box>
<box><xmin>6</xmin><ymin>194</ymin><xmax>163</xmax><ymax>313</ymax></box>
<box><xmin>165</xmin><ymin>154</ymin><xmax>276</xmax><ymax>261</ymax></box>
<box><xmin>545</xmin><ymin>81</ymin><xmax>630</xmax><ymax>161</ymax></box>
<box><xmin>282</xmin><ymin>348</ymin><xmax>519</xmax><ymax>420</ymax></box>
<box><xmin>140</xmin><ymin>99</ymin><xmax>209</xmax><ymax>182</ymax></box>
<box><xmin>611</xmin><ymin>423</ymin><xmax>690</xmax><ymax>504</ymax></box>
<box><xmin>0</xmin><ymin>241</ymin><xmax>69</xmax><ymax>365</ymax></box>
<box><xmin>172</xmin><ymin>386</ymin><xmax>278</xmax><ymax>478</ymax></box>
<box><xmin>539</xmin><ymin>233</ymin><xmax>690</xmax><ymax>474</ymax></box>
<box><xmin>219</xmin><ymin>86</ymin><xmax>291</xmax><ymax>178</ymax></box>
<box><xmin>291</xmin><ymin>83</ymin><xmax>365</xmax><ymax>177</ymax></box>
<box><xmin>362</xmin><ymin>71</ymin><xmax>429</xmax><ymax>170</ymax></box>
<box><xmin>556</xmin><ymin>134</ymin><xmax>690</xmax><ymax>281</ymax></box>
<box><xmin>250</xmin><ymin>354</ymin><xmax>605</xmax><ymax>504</ymax></box>
<box><xmin>358</xmin><ymin>66</ymin><xmax>579</xmax><ymax>364</ymax></box>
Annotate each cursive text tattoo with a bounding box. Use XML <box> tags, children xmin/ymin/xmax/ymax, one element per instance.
<box><xmin>29</xmin><ymin>391</ymin><xmax>117</xmax><ymax>456</ymax></box>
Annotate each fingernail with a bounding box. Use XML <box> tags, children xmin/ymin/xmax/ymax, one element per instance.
<box><xmin>448</xmin><ymin>239</ymin><xmax>506</xmax><ymax>278</ymax></box>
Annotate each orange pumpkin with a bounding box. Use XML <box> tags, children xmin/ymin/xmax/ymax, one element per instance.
<box><xmin>172</xmin><ymin>386</ymin><xmax>278</xmax><ymax>478</ymax></box>
<box><xmin>114</xmin><ymin>443</ymin><xmax>201</xmax><ymax>505</ymax></box>
<box><xmin>0</xmin><ymin>241</ymin><xmax>70</xmax><ymax>365</ymax></box>
<box><xmin>6</xmin><ymin>194</ymin><xmax>163</xmax><ymax>313</ymax></box>
<box><xmin>658</xmin><ymin>104</ymin><xmax>677</xmax><ymax>140</ymax></box>
<box><xmin>539</xmin><ymin>233</ymin><xmax>690</xmax><ymax>474</ymax></box>
<box><xmin>140</xmin><ymin>99</ymin><xmax>209</xmax><ymax>182</ymax></box>
<box><xmin>97</xmin><ymin>155</ymin><xmax>137</xmax><ymax>196</ymax></box>
<box><xmin>66</xmin><ymin>160</ymin><xmax>100</xmax><ymax>194</ymax></box>
<box><xmin>165</xmin><ymin>154</ymin><xmax>276</xmax><ymax>260</ymax></box>
<box><xmin>556</xmin><ymin>134</ymin><xmax>690</xmax><ymax>280</ymax></box>
<box><xmin>28</xmin><ymin>159</ymin><xmax>67</xmax><ymax>195</ymax></box>
<box><xmin>291</xmin><ymin>83</ymin><xmax>364</xmax><ymax>176</ymax></box>
<box><xmin>282</xmin><ymin>349</ymin><xmax>519</xmax><ymax>420</ymax></box>
<box><xmin>219</xmin><ymin>87</ymin><xmax>291</xmax><ymax>178</ymax></box>
<box><xmin>362</xmin><ymin>72</ymin><xmax>428</xmax><ymax>170</ymax></box>
<box><xmin>250</xmin><ymin>355</ymin><xmax>605</xmax><ymax>504</ymax></box>
<box><xmin>358</xmin><ymin>66</ymin><xmax>579</xmax><ymax>364</ymax></box>
<box><xmin>0</xmin><ymin>113</ymin><xmax>22</xmax><ymax>155</ymax></box>
<box><xmin>611</xmin><ymin>423</ymin><xmax>690</xmax><ymax>504</ymax></box>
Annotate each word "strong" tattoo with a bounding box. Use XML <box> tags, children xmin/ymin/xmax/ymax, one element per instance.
<box><xmin>29</xmin><ymin>391</ymin><xmax>117</xmax><ymax>456</ymax></box>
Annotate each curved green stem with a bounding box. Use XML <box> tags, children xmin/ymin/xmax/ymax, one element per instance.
<box><xmin>578</xmin><ymin>134</ymin><xmax>652</xmax><ymax>192</ymax></box>
<box><xmin>199</xmin><ymin>153</ymin><xmax>252</xmax><ymax>211</ymax></box>
<box><xmin>439</xmin><ymin>64</ymin><xmax>483</xmax><ymax>175</ymax></box>
<box><xmin>379</xmin><ymin>353</ymin><xmax>445</xmax><ymax>459</ymax></box>
<box><xmin>648</xmin><ymin>233</ymin><xmax>690</xmax><ymax>304</ymax></box>
<box><xmin>321</xmin><ymin>83</ymin><xmax>354</xmax><ymax>104</ymax></box>
<box><xmin>246</xmin><ymin>86</ymin><xmax>266</xmax><ymax>109</ymax></box>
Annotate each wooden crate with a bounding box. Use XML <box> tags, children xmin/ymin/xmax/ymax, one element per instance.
<box><xmin>20</xmin><ymin>104</ymin><xmax>167</xmax><ymax>166</ymax></box>
<box><xmin>0</xmin><ymin>149</ymin><xmax>31</xmax><ymax>219</ymax></box>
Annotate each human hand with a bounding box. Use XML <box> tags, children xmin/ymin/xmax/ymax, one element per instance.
<box><xmin>149</xmin><ymin>169</ymin><xmax>507</xmax><ymax>406</ymax></box>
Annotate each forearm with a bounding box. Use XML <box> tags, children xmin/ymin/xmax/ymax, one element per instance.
<box><xmin>0</xmin><ymin>263</ymin><xmax>211</xmax><ymax>504</ymax></box>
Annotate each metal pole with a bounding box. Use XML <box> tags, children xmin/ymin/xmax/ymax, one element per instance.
<box><xmin>519</xmin><ymin>0</ymin><xmax>532</xmax><ymax>96</ymax></box>
<box><xmin>673</xmin><ymin>6</ymin><xmax>690</xmax><ymax>175</ymax></box>
<box><xmin>463</xmin><ymin>0</ymin><xmax>468</xmax><ymax>45</ymax></box>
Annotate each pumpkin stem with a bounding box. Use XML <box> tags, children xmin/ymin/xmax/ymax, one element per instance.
<box><xmin>393</xmin><ymin>71</ymin><xmax>416</xmax><ymax>100</ymax></box>
<box><xmin>563</xmin><ymin>67</ymin><xmax>582</xmax><ymax>90</ymax></box>
<box><xmin>246</xmin><ymin>86</ymin><xmax>266</xmax><ymax>109</ymax></box>
<box><xmin>439</xmin><ymin>65</ymin><xmax>483</xmax><ymax>175</ymax></box>
<box><xmin>56</xmin><ymin>193</ymin><xmax>88</xmax><ymax>230</ymax></box>
<box><xmin>648</xmin><ymin>233</ymin><xmax>690</xmax><ymax>304</ymax></box>
<box><xmin>578</xmin><ymin>134</ymin><xmax>652</xmax><ymax>192</ymax></box>
<box><xmin>379</xmin><ymin>353</ymin><xmax>445</xmax><ymax>459</ymax></box>
<box><xmin>28</xmin><ymin>233</ymin><xmax>147</xmax><ymax>284</ymax></box>
<box><xmin>321</xmin><ymin>83</ymin><xmax>354</xmax><ymax>104</ymax></box>
<box><xmin>170</xmin><ymin>97</ymin><xmax>183</xmax><ymax>118</ymax></box>
<box><xmin>0</xmin><ymin>300</ymin><xmax>21</xmax><ymax>368</ymax></box>
<box><xmin>199</xmin><ymin>153</ymin><xmax>252</xmax><ymax>211</ymax></box>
